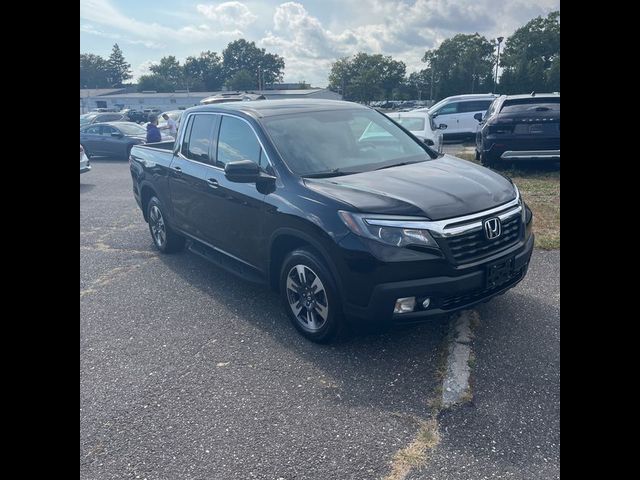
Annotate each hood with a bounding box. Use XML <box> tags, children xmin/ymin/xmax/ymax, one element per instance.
<box><xmin>303</xmin><ymin>155</ymin><xmax>515</xmax><ymax>220</ymax></box>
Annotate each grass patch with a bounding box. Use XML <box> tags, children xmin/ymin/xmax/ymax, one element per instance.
<box><xmin>383</xmin><ymin>418</ymin><xmax>441</xmax><ymax>480</ymax></box>
<box><xmin>449</xmin><ymin>148</ymin><xmax>560</xmax><ymax>249</ymax></box>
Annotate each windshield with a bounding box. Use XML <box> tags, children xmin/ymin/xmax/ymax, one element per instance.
<box><xmin>262</xmin><ymin>108</ymin><xmax>434</xmax><ymax>177</ymax></box>
<box><xmin>115</xmin><ymin>123</ymin><xmax>147</xmax><ymax>135</ymax></box>
<box><xmin>80</xmin><ymin>114</ymin><xmax>97</xmax><ymax>126</ymax></box>
<box><xmin>393</xmin><ymin>117</ymin><xmax>425</xmax><ymax>131</ymax></box>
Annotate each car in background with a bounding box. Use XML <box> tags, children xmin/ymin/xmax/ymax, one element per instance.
<box><xmin>80</xmin><ymin>122</ymin><xmax>172</xmax><ymax>159</ymax></box>
<box><xmin>385</xmin><ymin>111</ymin><xmax>445</xmax><ymax>153</ymax></box>
<box><xmin>80</xmin><ymin>145</ymin><xmax>91</xmax><ymax>174</ymax></box>
<box><xmin>156</xmin><ymin>110</ymin><xmax>184</xmax><ymax>130</ymax></box>
<box><xmin>413</xmin><ymin>94</ymin><xmax>496</xmax><ymax>140</ymax></box>
<box><xmin>474</xmin><ymin>93</ymin><xmax>560</xmax><ymax>166</ymax></box>
<box><xmin>80</xmin><ymin>112</ymin><xmax>128</xmax><ymax>127</ymax></box>
<box><xmin>200</xmin><ymin>93</ymin><xmax>266</xmax><ymax>105</ymax></box>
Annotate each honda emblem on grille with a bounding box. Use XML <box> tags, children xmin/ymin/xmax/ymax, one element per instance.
<box><xmin>483</xmin><ymin>217</ymin><xmax>501</xmax><ymax>240</ymax></box>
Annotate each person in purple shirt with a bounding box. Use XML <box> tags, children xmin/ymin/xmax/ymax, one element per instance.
<box><xmin>146</xmin><ymin>115</ymin><xmax>162</xmax><ymax>143</ymax></box>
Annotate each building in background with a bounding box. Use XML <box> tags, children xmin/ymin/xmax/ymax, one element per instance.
<box><xmin>80</xmin><ymin>87</ymin><xmax>342</xmax><ymax>114</ymax></box>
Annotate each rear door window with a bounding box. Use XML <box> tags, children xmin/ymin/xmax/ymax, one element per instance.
<box><xmin>183</xmin><ymin>114</ymin><xmax>216</xmax><ymax>163</ymax></box>
<box><xmin>459</xmin><ymin>100</ymin><xmax>492</xmax><ymax>113</ymax></box>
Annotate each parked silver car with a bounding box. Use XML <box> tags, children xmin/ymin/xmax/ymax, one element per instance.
<box><xmin>80</xmin><ymin>145</ymin><xmax>91</xmax><ymax>174</ymax></box>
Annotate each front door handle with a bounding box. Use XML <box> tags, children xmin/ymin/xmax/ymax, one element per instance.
<box><xmin>207</xmin><ymin>178</ymin><xmax>219</xmax><ymax>188</ymax></box>
<box><xmin>172</xmin><ymin>166</ymin><xmax>182</xmax><ymax>173</ymax></box>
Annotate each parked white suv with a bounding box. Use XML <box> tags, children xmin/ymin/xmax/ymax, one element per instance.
<box><xmin>385</xmin><ymin>111</ymin><xmax>444</xmax><ymax>153</ymax></box>
<box><xmin>414</xmin><ymin>94</ymin><xmax>496</xmax><ymax>139</ymax></box>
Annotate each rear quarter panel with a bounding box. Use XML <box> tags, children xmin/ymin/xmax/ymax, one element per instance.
<box><xmin>129</xmin><ymin>144</ymin><xmax>176</xmax><ymax>220</ymax></box>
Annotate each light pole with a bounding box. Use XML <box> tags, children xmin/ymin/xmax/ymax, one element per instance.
<box><xmin>494</xmin><ymin>36</ymin><xmax>504</xmax><ymax>93</ymax></box>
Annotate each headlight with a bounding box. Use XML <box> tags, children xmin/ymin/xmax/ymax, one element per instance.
<box><xmin>514</xmin><ymin>184</ymin><xmax>526</xmax><ymax>223</ymax></box>
<box><xmin>338</xmin><ymin>211</ymin><xmax>439</xmax><ymax>248</ymax></box>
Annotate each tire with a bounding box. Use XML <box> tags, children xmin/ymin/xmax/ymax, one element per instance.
<box><xmin>147</xmin><ymin>197</ymin><xmax>185</xmax><ymax>253</ymax></box>
<box><xmin>480</xmin><ymin>149</ymin><xmax>498</xmax><ymax>168</ymax></box>
<box><xmin>475</xmin><ymin>149</ymin><xmax>480</xmax><ymax>161</ymax></box>
<box><xmin>279</xmin><ymin>248</ymin><xmax>344</xmax><ymax>343</ymax></box>
<box><xmin>126</xmin><ymin>145</ymin><xmax>133</xmax><ymax>161</ymax></box>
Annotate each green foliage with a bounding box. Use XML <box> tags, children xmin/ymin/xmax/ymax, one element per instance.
<box><xmin>222</xmin><ymin>39</ymin><xmax>285</xmax><ymax>88</ymax></box>
<box><xmin>184</xmin><ymin>51</ymin><xmax>224</xmax><ymax>91</ymax></box>
<box><xmin>328</xmin><ymin>53</ymin><xmax>405</xmax><ymax>102</ymax></box>
<box><xmin>499</xmin><ymin>11</ymin><xmax>560</xmax><ymax>94</ymax></box>
<box><xmin>422</xmin><ymin>33</ymin><xmax>495</xmax><ymax>100</ymax></box>
<box><xmin>106</xmin><ymin>44</ymin><xmax>132</xmax><ymax>87</ymax></box>
<box><xmin>149</xmin><ymin>56</ymin><xmax>184</xmax><ymax>88</ymax></box>
<box><xmin>80</xmin><ymin>53</ymin><xmax>110</xmax><ymax>88</ymax></box>
<box><xmin>226</xmin><ymin>69</ymin><xmax>255</xmax><ymax>91</ymax></box>
<box><xmin>136</xmin><ymin>74</ymin><xmax>175</xmax><ymax>93</ymax></box>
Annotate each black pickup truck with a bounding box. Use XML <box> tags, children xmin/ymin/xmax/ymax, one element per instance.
<box><xmin>130</xmin><ymin>99</ymin><xmax>534</xmax><ymax>342</ymax></box>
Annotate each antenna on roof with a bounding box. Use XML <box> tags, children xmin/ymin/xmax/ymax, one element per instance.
<box><xmin>531</xmin><ymin>91</ymin><xmax>536</xmax><ymax>96</ymax></box>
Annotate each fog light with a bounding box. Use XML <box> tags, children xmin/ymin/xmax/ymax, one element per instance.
<box><xmin>394</xmin><ymin>297</ymin><xmax>416</xmax><ymax>314</ymax></box>
<box><xmin>422</xmin><ymin>298</ymin><xmax>431</xmax><ymax>309</ymax></box>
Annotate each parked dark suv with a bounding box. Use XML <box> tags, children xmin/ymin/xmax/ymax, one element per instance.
<box><xmin>475</xmin><ymin>93</ymin><xmax>560</xmax><ymax>166</ymax></box>
<box><xmin>130</xmin><ymin>100</ymin><xmax>534</xmax><ymax>342</ymax></box>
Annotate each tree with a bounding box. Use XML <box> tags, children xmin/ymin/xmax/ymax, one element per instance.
<box><xmin>421</xmin><ymin>33</ymin><xmax>495</xmax><ymax>100</ymax></box>
<box><xmin>137</xmin><ymin>74</ymin><xmax>175</xmax><ymax>93</ymax></box>
<box><xmin>328</xmin><ymin>53</ymin><xmax>406</xmax><ymax>102</ymax></box>
<box><xmin>80</xmin><ymin>53</ymin><xmax>109</xmax><ymax>88</ymax></box>
<box><xmin>499</xmin><ymin>11</ymin><xmax>560</xmax><ymax>94</ymax></box>
<box><xmin>222</xmin><ymin>39</ymin><xmax>285</xmax><ymax>88</ymax></box>
<box><xmin>184</xmin><ymin>51</ymin><xmax>224</xmax><ymax>91</ymax></box>
<box><xmin>226</xmin><ymin>69</ymin><xmax>255</xmax><ymax>91</ymax></box>
<box><xmin>106</xmin><ymin>44</ymin><xmax>132</xmax><ymax>87</ymax></box>
<box><xmin>149</xmin><ymin>56</ymin><xmax>184</xmax><ymax>89</ymax></box>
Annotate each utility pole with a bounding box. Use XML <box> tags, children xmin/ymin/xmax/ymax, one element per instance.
<box><xmin>429</xmin><ymin>67</ymin><xmax>434</xmax><ymax>103</ymax></box>
<box><xmin>494</xmin><ymin>36</ymin><xmax>504</xmax><ymax>93</ymax></box>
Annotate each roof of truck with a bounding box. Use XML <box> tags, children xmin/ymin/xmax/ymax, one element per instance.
<box><xmin>185</xmin><ymin>99</ymin><xmax>367</xmax><ymax>118</ymax></box>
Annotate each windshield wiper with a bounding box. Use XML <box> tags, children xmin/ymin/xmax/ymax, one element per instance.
<box><xmin>374</xmin><ymin>161</ymin><xmax>421</xmax><ymax>171</ymax></box>
<box><xmin>303</xmin><ymin>168</ymin><xmax>353</xmax><ymax>178</ymax></box>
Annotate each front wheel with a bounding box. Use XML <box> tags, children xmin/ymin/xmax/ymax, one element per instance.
<box><xmin>280</xmin><ymin>248</ymin><xmax>344</xmax><ymax>343</ymax></box>
<box><xmin>147</xmin><ymin>197</ymin><xmax>185</xmax><ymax>253</ymax></box>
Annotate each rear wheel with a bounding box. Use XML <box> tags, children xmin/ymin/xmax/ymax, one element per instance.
<box><xmin>280</xmin><ymin>248</ymin><xmax>344</xmax><ymax>343</ymax></box>
<box><xmin>147</xmin><ymin>197</ymin><xmax>185</xmax><ymax>253</ymax></box>
<box><xmin>480</xmin><ymin>150</ymin><xmax>498</xmax><ymax>168</ymax></box>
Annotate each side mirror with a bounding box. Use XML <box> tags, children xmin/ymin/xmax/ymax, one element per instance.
<box><xmin>224</xmin><ymin>160</ymin><xmax>276</xmax><ymax>184</ymax></box>
<box><xmin>473</xmin><ymin>113</ymin><xmax>483</xmax><ymax>122</ymax></box>
<box><xmin>423</xmin><ymin>138</ymin><xmax>435</xmax><ymax>146</ymax></box>
<box><xmin>438</xmin><ymin>124</ymin><xmax>448</xmax><ymax>130</ymax></box>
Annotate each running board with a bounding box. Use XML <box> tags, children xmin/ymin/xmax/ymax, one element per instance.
<box><xmin>187</xmin><ymin>240</ymin><xmax>265</xmax><ymax>284</ymax></box>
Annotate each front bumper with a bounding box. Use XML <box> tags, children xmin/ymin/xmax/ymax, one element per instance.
<box><xmin>342</xmin><ymin>232</ymin><xmax>534</xmax><ymax>324</ymax></box>
<box><xmin>80</xmin><ymin>164</ymin><xmax>91</xmax><ymax>174</ymax></box>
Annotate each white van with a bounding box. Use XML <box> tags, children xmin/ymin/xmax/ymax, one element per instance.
<box><xmin>414</xmin><ymin>94</ymin><xmax>496</xmax><ymax>139</ymax></box>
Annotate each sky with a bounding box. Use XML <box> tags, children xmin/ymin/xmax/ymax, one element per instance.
<box><xmin>80</xmin><ymin>0</ymin><xmax>560</xmax><ymax>87</ymax></box>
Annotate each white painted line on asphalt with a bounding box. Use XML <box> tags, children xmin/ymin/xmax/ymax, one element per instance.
<box><xmin>442</xmin><ymin>310</ymin><xmax>477</xmax><ymax>408</ymax></box>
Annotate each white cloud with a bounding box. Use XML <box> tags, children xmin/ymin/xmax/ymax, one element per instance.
<box><xmin>80</xmin><ymin>0</ymin><xmax>245</xmax><ymax>44</ymax></box>
<box><xmin>196</xmin><ymin>2</ymin><xmax>257</xmax><ymax>28</ymax></box>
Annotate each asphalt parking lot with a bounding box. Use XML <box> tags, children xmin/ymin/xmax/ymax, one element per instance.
<box><xmin>81</xmin><ymin>158</ymin><xmax>559</xmax><ymax>480</ymax></box>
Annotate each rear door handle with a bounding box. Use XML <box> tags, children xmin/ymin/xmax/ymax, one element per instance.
<box><xmin>207</xmin><ymin>178</ymin><xmax>219</xmax><ymax>188</ymax></box>
<box><xmin>172</xmin><ymin>166</ymin><xmax>182</xmax><ymax>173</ymax></box>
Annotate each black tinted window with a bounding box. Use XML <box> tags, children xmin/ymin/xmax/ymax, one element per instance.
<box><xmin>459</xmin><ymin>100</ymin><xmax>492</xmax><ymax>113</ymax></box>
<box><xmin>100</xmin><ymin>126</ymin><xmax>116</xmax><ymax>136</ymax></box>
<box><xmin>184</xmin><ymin>115</ymin><xmax>215</xmax><ymax>163</ymax></box>
<box><xmin>84</xmin><ymin>126</ymin><xmax>101</xmax><ymax>134</ymax></box>
<box><xmin>500</xmin><ymin>97</ymin><xmax>560</xmax><ymax>113</ymax></box>
<box><xmin>217</xmin><ymin>116</ymin><xmax>261</xmax><ymax>166</ymax></box>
